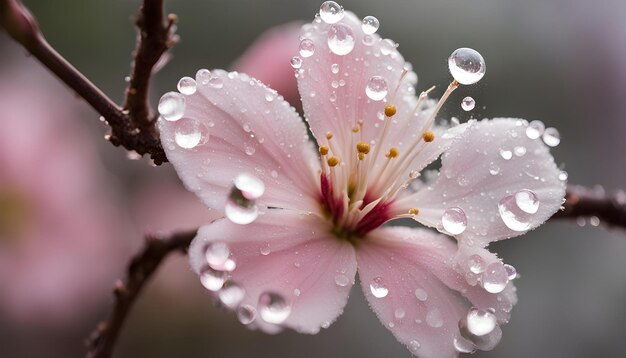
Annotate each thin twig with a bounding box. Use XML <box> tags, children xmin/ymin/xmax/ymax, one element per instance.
<box><xmin>86</xmin><ymin>229</ymin><xmax>197</xmax><ymax>358</ymax></box>
<box><xmin>0</xmin><ymin>0</ymin><xmax>176</xmax><ymax>164</ymax></box>
<box><xmin>552</xmin><ymin>185</ymin><xmax>626</xmax><ymax>229</ymax></box>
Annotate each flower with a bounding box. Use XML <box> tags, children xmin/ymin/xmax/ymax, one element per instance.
<box><xmin>158</xmin><ymin>2</ymin><xmax>565</xmax><ymax>356</ymax></box>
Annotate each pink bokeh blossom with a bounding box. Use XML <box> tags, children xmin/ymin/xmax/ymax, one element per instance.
<box><xmin>158</xmin><ymin>5</ymin><xmax>565</xmax><ymax>357</ymax></box>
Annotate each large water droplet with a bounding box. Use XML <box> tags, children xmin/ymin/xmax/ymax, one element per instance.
<box><xmin>468</xmin><ymin>254</ymin><xmax>486</xmax><ymax>274</ymax></box>
<box><xmin>498</xmin><ymin>191</ymin><xmax>536</xmax><ymax>231</ymax></box>
<box><xmin>219</xmin><ymin>281</ymin><xmax>245</xmax><ymax>308</ymax></box>
<box><xmin>299</xmin><ymin>38</ymin><xmax>315</xmax><ymax>58</ymax></box>
<box><xmin>234</xmin><ymin>173</ymin><xmax>265</xmax><ymax>200</ymax></box>
<box><xmin>461</xmin><ymin>96</ymin><xmax>475</xmax><ymax>111</ymax></box>
<box><xmin>226</xmin><ymin>174</ymin><xmax>265</xmax><ymax>225</ymax></box>
<box><xmin>441</xmin><ymin>207</ymin><xmax>468</xmax><ymax>235</ymax></box>
<box><xmin>195</xmin><ymin>69</ymin><xmax>211</xmax><ymax>85</ymax></box>
<box><xmin>369</xmin><ymin>277</ymin><xmax>389</xmax><ymax>298</ymax></box>
<box><xmin>448</xmin><ymin>48</ymin><xmax>486</xmax><ymax>85</ymax></box>
<box><xmin>319</xmin><ymin>1</ymin><xmax>344</xmax><ymax>24</ymax></box>
<box><xmin>327</xmin><ymin>24</ymin><xmax>355</xmax><ymax>56</ymax></box>
<box><xmin>466</xmin><ymin>307</ymin><xmax>497</xmax><ymax>336</ymax></box>
<box><xmin>237</xmin><ymin>304</ymin><xmax>257</xmax><ymax>325</ymax></box>
<box><xmin>174</xmin><ymin>118</ymin><xmax>206</xmax><ymax>149</ymax></box>
<box><xmin>414</xmin><ymin>288</ymin><xmax>428</xmax><ymax>301</ymax></box>
<box><xmin>499</xmin><ymin>148</ymin><xmax>513</xmax><ymax>160</ymax></box>
<box><xmin>542</xmin><ymin>127</ymin><xmax>560</xmax><ymax>147</ymax></box>
<box><xmin>258</xmin><ymin>292</ymin><xmax>291</xmax><ymax>324</ymax></box>
<box><xmin>526</xmin><ymin>120</ymin><xmax>545</xmax><ymax>139</ymax></box>
<box><xmin>504</xmin><ymin>264</ymin><xmax>517</xmax><ymax>280</ymax></box>
<box><xmin>158</xmin><ymin>92</ymin><xmax>186</xmax><ymax>121</ymax></box>
<box><xmin>361</xmin><ymin>15</ymin><xmax>380</xmax><ymax>34</ymax></box>
<box><xmin>426</xmin><ymin>308</ymin><xmax>444</xmax><ymax>328</ymax></box>
<box><xmin>515</xmin><ymin>189</ymin><xmax>540</xmax><ymax>214</ymax></box>
<box><xmin>204</xmin><ymin>242</ymin><xmax>230</xmax><ymax>270</ymax></box>
<box><xmin>482</xmin><ymin>263</ymin><xmax>508</xmax><ymax>293</ymax></box>
<box><xmin>454</xmin><ymin>335</ymin><xmax>476</xmax><ymax>353</ymax></box>
<box><xmin>380</xmin><ymin>38</ymin><xmax>396</xmax><ymax>55</ymax></box>
<box><xmin>335</xmin><ymin>274</ymin><xmax>350</xmax><ymax>287</ymax></box>
<box><xmin>200</xmin><ymin>267</ymin><xmax>227</xmax><ymax>291</ymax></box>
<box><xmin>177</xmin><ymin>76</ymin><xmax>197</xmax><ymax>95</ymax></box>
<box><xmin>290</xmin><ymin>56</ymin><xmax>302</xmax><ymax>69</ymax></box>
<box><xmin>365</xmin><ymin>76</ymin><xmax>388</xmax><ymax>101</ymax></box>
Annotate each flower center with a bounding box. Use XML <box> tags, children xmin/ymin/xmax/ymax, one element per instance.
<box><xmin>317</xmin><ymin>80</ymin><xmax>459</xmax><ymax>239</ymax></box>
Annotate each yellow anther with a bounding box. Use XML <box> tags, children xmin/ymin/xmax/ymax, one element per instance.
<box><xmin>408</xmin><ymin>208</ymin><xmax>419</xmax><ymax>216</ymax></box>
<box><xmin>319</xmin><ymin>145</ymin><xmax>329</xmax><ymax>156</ymax></box>
<box><xmin>422</xmin><ymin>130</ymin><xmax>435</xmax><ymax>142</ymax></box>
<box><xmin>352</xmin><ymin>125</ymin><xmax>360</xmax><ymax>133</ymax></box>
<box><xmin>386</xmin><ymin>147</ymin><xmax>399</xmax><ymax>158</ymax></box>
<box><xmin>356</xmin><ymin>141</ymin><xmax>370</xmax><ymax>154</ymax></box>
<box><xmin>327</xmin><ymin>156</ymin><xmax>340</xmax><ymax>167</ymax></box>
<box><xmin>358</xmin><ymin>152</ymin><xmax>365</xmax><ymax>161</ymax></box>
<box><xmin>326</xmin><ymin>132</ymin><xmax>334</xmax><ymax>140</ymax></box>
<box><xmin>384</xmin><ymin>104</ymin><xmax>397</xmax><ymax>117</ymax></box>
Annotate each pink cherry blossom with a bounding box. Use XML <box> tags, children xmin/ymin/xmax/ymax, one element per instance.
<box><xmin>158</xmin><ymin>4</ymin><xmax>565</xmax><ymax>356</ymax></box>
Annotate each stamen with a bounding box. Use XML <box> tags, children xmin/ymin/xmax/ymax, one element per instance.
<box><xmin>384</xmin><ymin>104</ymin><xmax>397</xmax><ymax>117</ymax></box>
<box><xmin>385</xmin><ymin>147</ymin><xmax>399</xmax><ymax>158</ymax></box>
<box><xmin>408</xmin><ymin>208</ymin><xmax>419</xmax><ymax>216</ymax></box>
<box><xmin>356</xmin><ymin>141</ymin><xmax>371</xmax><ymax>154</ymax></box>
<box><xmin>422</xmin><ymin>130</ymin><xmax>435</xmax><ymax>142</ymax></box>
<box><xmin>352</xmin><ymin>125</ymin><xmax>360</xmax><ymax>133</ymax></box>
<box><xmin>319</xmin><ymin>145</ymin><xmax>329</xmax><ymax>156</ymax></box>
<box><xmin>358</xmin><ymin>153</ymin><xmax>365</xmax><ymax>160</ymax></box>
<box><xmin>326</xmin><ymin>132</ymin><xmax>334</xmax><ymax>140</ymax></box>
<box><xmin>327</xmin><ymin>156</ymin><xmax>340</xmax><ymax>167</ymax></box>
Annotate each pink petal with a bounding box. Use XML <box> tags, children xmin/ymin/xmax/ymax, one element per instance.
<box><xmin>398</xmin><ymin>118</ymin><xmax>566</xmax><ymax>245</ymax></box>
<box><xmin>233</xmin><ymin>21</ymin><xmax>303</xmax><ymax>108</ymax></box>
<box><xmin>357</xmin><ymin>226</ymin><xmax>517</xmax><ymax>357</ymax></box>
<box><xmin>188</xmin><ymin>209</ymin><xmax>357</xmax><ymax>334</ymax></box>
<box><xmin>159</xmin><ymin>69</ymin><xmax>320</xmax><ymax>213</ymax></box>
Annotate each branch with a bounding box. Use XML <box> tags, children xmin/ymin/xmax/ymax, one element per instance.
<box><xmin>0</xmin><ymin>0</ymin><xmax>176</xmax><ymax>164</ymax></box>
<box><xmin>86</xmin><ymin>229</ymin><xmax>197</xmax><ymax>358</ymax></box>
<box><xmin>552</xmin><ymin>185</ymin><xmax>626</xmax><ymax>229</ymax></box>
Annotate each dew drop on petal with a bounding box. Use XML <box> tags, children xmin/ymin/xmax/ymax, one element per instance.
<box><xmin>208</xmin><ymin>76</ymin><xmax>223</xmax><ymax>89</ymax></box>
<box><xmin>319</xmin><ymin>1</ymin><xmax>344</xmax><ymax>24</ymax></box>
<box><xmin>362</xmin><ymin>34</ymin><xmax>375</xmax><ymax>46</ymax></box>
<box><xmin>365</xmin><ymin>76</ymin><xmax>388</xmax><ymax>101</ymax></box>
<box><xmin>335</xmin><ymin>274</ymin><xmax>350</xmax><ymax>287</ymax></box>
<box><xmin>369</xmin><ymin>277</ymin><xmax>388</xmax><ymax>298</ymax></box>
<box><xmin>331</xmin><ymin>63</ymin><xmax>340</xmax><ymax>74</ymax></box>
<box><xmin>174</xmin><ymin>118</ymin><xmax>206</xmax><ymax>149</ymax></box>
<box><xmin>542</xmin><ymin>127</ymin><xmax>561</xmax><ymax>147</ymax></box>
<box><xmin>205</xmin><ymin>242</ymin><xmax>230</xmax><ymax>270</ymax></box>
<box><xmin>482</xmin><ymin>263</ymin><xmax>509</xmax><ymax>293</ymax></box>
<box><xmin>234</xmin><ymin>173</ymin><xmax>265</xmax><ymax>200</ymax></box>
<box><xmin>514</xmin><ymin>146</ymin><xmax>527</xmax><ymax>157</ymax></box>
<box><xmin>515</xmin><ymin>189</ymin><xmax>540</xmax><ymax>214</ymax></box>
<box><xmin>466</xmin><ymin>307</ymin><xmax>497</xmax><ymax>336</ymax></box>
<box><xmin>461</xmin><ymin>96</ymin><xmax>475</xmax><ymax>111</ymax></box>
<box><xmin>489</xmin><ymin>163</ymin><xmax>500</xmax><ymax>175</ymax></box>
<box><xmin>448</xmin><ymin>48</ymin><xmax>486</xmax><ymax>85</ymax></box>
<box><xmin>468</xmin><ymin>254</ymin><xmax>486</xmax><ymax>274</ymax></box>
<box><xmin>200</xmin><ymin>267</ymin><xmax>227</xmax><ymax>291</ymax></box>
<box><xmin>237</xmin><ymin>304</ymin><xmax>257</xmax><ymax>325</ymax></box>
<box><xmin>441</xmin><ymin>207</ymin><xmax>467</xmax><ymax>235</ymax></box>
<box><xmin>426</xmin><ymin>308</ymin><xmax>444</xmax><ymax>328</ymax></box>
<box><xmin>177</xmin><ymin>76</ymin><xmax>197</xmax><ymax>95</ymax></box>
<box><xmin>226</xmin><ymin>174</ymin><xmax>264</xmax><ymax>225</ymax></box>
<box><xmin>158</xmin><ymin>92</ymin><xmax>185</xmax><ymax>121</ymax></box>
<box><xmin>258</xmin><ymin>292</ymin><xmax>291</xmax><ymax>324</ymax></box>
<box><xmin>394</xmin><ymin>308</ymin><xmax>406</xmax><ymax>320</ymax></box>
<box><xmin>498</xmin><ymin>191</ymin><xmax>535</xmax><ymax>231</ymax></box>
<box><xmin>454</xmin><ymin>335</ymin><xmax>476</xmax><ymax>353</ymax></box>
<box><xmin>290</xmin><ymin>56</ymin><xmax>303</xmax><ymax>69</ymax></box>
<box><xmin>361</xmin><ymin>15</ymin><xmax>380</xmax><ymax>34</ymax></box>
<box><xmin>380</xmin><ymin>39</ymin><xmax>396</xmax><ymax>55</ymax></box>
<box><xmin>526</xmin><ymin>120</ymin><xmax>545</xmax><ymax>139</ymax></box>
<box><xmin>196</xmin><ymin>69</ymin><xmax>211</xmax><ymax>85</ymax></box>
<box><xmin>259</xmin><ymin>243</ymin><xmax>271</xmax><ymax>256</ymax></box>
<box><xmin>414</xmin><ymin>288</ymin><xmax>428</xmax><ymax>301</ymax></box>
<box><xmin>409</xmin><ymin>340</ymin><xmax>421</xmax><ymax>353</ymax></box>
<box><xmin>327</xmin><ymin>24</ymin><xmax>355</xmax><ymax>56</ymax></box>
<box><xmin>558</xmin><ymin>170</ymin><xmax>568</xmax><ymax>181</ymax></box>
<box><xmin>499</xmin><ymin>148</ymin><xmax>513</xmax><ymax>160</ymax></box>
<box><xmin>504</xmin><ymin>264</ymin><xmax>517</xmax><ymax>280</ymax></box>
<box><xmin>299</xmin><ymin>38</ymin><xmax>315</xmax><ymax>57</ymax></box>
<box><xmin>219</xmin><ymin>281</ymin><xmax>245</xmax><ymax>308</ymax></box>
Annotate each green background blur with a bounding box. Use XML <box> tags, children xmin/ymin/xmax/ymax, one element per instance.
<box><xmin>1</xmin><ymin>0</ymin><xmax>625</xmax><ymax>357</ymax></box>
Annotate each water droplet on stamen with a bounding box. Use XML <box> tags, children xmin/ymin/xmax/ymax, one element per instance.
<box><xmin>174</xmin><ymin>118</ymin><xmax>206</xmax><ymax>149</ymax></box>
<box><xmin>461</xmin><ymin>96</ymin><xmax>475</xmax><ymax>111</ymax></box>
<box><xmin>526</xmin><ymin>120</ymin><xmax>545</xmax><ymax>139</ymax></box>
<box><xmin>290</xmin><ymin>56</ymin><xmax>303</xmax><ymax>69</ymax></box>
<box><xmin>448</xmin><ymin>48</ymin><xmax>486</xmax><ymax>85</ymax></box>
<box><xmin>542</xmin><ymin>127</ymin><xmax>561</xmax><ymax>147</ymax></box>
<box><xmin>361</xmin><ymin>15</ymin><xmax>380</xmax><ymax>34</ymax></box>
<box><xmin>200</xmin><ymin>267</ymin><xmax>227</xmax><ymax>291</ymax></box>
<box><xmin>481</xmin><ymin>263</ymin><xmax>508</xmax><ymax>293</ymax></box>
<box><xmin>158</xmin><ymin>92</ymin><xmax>186</xmax><ymax>121</ymax></box>
<box><xmin>319</xmin><ymin>1</ymin><xmax>344</xmax><ymax>24</ymax></box>
<box><xmin>327</xmin><ymin>24</ymin><xmax>355</xmax><ymax>56</ymax></box>
<box><xmin>177</xmin><ymin>76</ymin><xmax>197</xmax><ymax>95</ymax></box>
<box><xmin>237</xmin><ymin>304</ymin><xmax>257</xmax><ymax>325</ymax></box>
<box><xmin>369</xmin><ymin>277</ymin><xmax>389</xmax><ymax>298</ymax></box>
<box><xmin>299</xmin><ymin>38</ymin><xmax>315</xmax><ymax>57</ymax></box>
<box><xmin>258</xmin><ymin>292</ymin><xmax>292</xmax><ymax>324</ymax></box>
<box><xmin>441</xmin><ymin>207</ymin><xmax>468</xmax><ymax>235</ymax></box>
<box><xmin>365</xmin><ymin>76</ymin><xmax>388</xmax><ymax>101</ymax></box>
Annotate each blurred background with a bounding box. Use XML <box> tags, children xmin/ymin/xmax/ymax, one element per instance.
<box><xmin>1</xmin><ymin>0</ymin><xmax>625</xmax><ymax>357</ymax></box>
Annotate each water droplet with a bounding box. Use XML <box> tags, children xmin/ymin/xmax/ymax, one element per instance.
<box><xmin>204</xmin><ymin>242</ymin><xmax>230</xmax><ymax>270</ymax></box>
<box><xmin>265</xmin><ymin>92</ymin><xmax>275</xmax><ymax>102</ymax></box>
<box><xmin>468</xmin><ymin>254</ymin><xmax>486</xmax><ymax>274</ymax></box>
<box><xmin>258</xmin><ymin>292</ymin><xmax>291</xmax><ymax>324</ymax></box>
<box><xmin>271</xmin><ymin>170</ymin><xmax>279</xmax><ymax>179</ymax></box>
<box><xmin>515</xmin><ymin>189</ymin><xmax>540</xmax><ymax>214</ymax></box>
<box><xmin>226</xmin><ymin>173</ymin><xmax>265</xmax><ymax>225</ymax></box>
<box><xmin>489</xmin><ymin>163</ymin><xmax>500</xmax><ymax>175</ymax></box>
<box><xmin>394</xmin><ymin>308</ymin><xmax>406</xmax><ymax>320</ymax></box>
<box><xmin>219</xmin><ymin>281</ymin><xmax>245</xmax><ymax>308</ymax></box>
<box><xmin>542</xmin><ymin>127</ymin><xmax>560</xmax><ymax>147</ymax></box>
<box><xmin>200</xmin><ymin>267</ymin><xmax>226</xmax><ymax>291</ymax></box>
<box><xmin>504</xmin><ymin>264</ymin><xmax>517</xmax><ymax>280</ymax></box>
<box><xmin>260</xmin><ymin>243</ymin><xmax>271</xmax><ymax>256</ymax></box>
<box><xmin>448</xmin><ymin>48</ymin><xmax>486</xmax><ymax>85</ymax></box>
<box><xmin>369</xmin><ymin>277</ymin><xmax>389</xmax><ymax>298</ymax></box>
<box><xmin>441</xmin><ymin>207</ymin><xmax>468</xmax><ymax>235</ymax></box>
<box><xmin>409</xmin><ymin>340</ymin><xmax>421</xmax><ymax>353</ymax></box>
<box><xmin>299</xmin><ymin>38</ymin><xmax>315</xmax><ymax>57</ymax></box>
<box><xmin>335</xmin><ymin>274</ymin><xmax>350</xmax><ymax>287</ymax></box>
<box><xmin>244</xmin><ymin>144</ymin><xmax>256</xmax><ymax>156</ymax></box>
<box><xmin>361</xmin><ymin>16</ymin><xmax>379</xmax><ymax>34</ymax></box>
<box><xmin>461</xmin><ymin>96</ymin><xmax>475</xmax><ymax>111</ymax></box>
<box><xmin>589</xmin><ymin>216</ymin><xmax>600</xmax><ymax>226</ymax></box>
<box><xmin>362</xmin><ymin>34</ymin><xmax>375</xmax><ymax>46</ymax></box>
<box><xmin>466</xmin><ymin>307</ymin><xmax>497</xmax><ymax>336</ymax></box>
<box><xmin>380</xmin><ymin>38</ymin><xmax>396</xmax><ymax>55</ymax></box>
<box><xmin>327</xmin><ymin>24</ymin><xmax>355</xmax><ymax>56</ymax></box>
<box><xmin>208</xmin><ymin>76</ymin><xmax>223</xmax><ymax>89</ymax></box>
<box><xmin>319</xmin><ymin>1</ymin><xmax>344</xmax><ymax>24</ymax></box>
<box><xmin>426</xmin><ymin>308</ymin><xmax>444</xmax><ymax>328</ymax></box>
<box><xmin>158</xmin><ymin>92</ymin><xmax>186</xmax><ymax>121</ymax></box>
<box><xmin>514</xmin><ymin>146</ymin><xmax>527</xmax><ymax>157</ymax></box>
<box><xmin>526</xmin><ymin>120</ymin><xmax>545</xmax><ymax>139</ymax></box>
<box><xmin>196</xmin><ymin>69</ymin><xmax>211</xmax><ymax>85</ymax></box>
<box><xmin>233</xmin><ymin>173</ymin><xmax>265</xmax><ymax>200</ymax></box>
<box><xmin>174</xmin><ymin>118</ymin><xmax>206</xmax><ymax>149</ymax></box>
<box><xmin>558</xmin><ymin>170</ymin><xmax>568</xmax><ymax>181</ymax></box>
<box><xmin>177</xmin><ymin>76</ymin><xmax>197</xmax><ymax>95</ymax></box>
<box><xmin>499</xmin><ymin>148</ymin><xmax>513</xmax><ymax>160</ymax></box>
<box><xmin>498</xmin><ymin>190</ymin><xmax>537</xmax><ymax>231</ymax></box>
<box><xmin>290</xmin><ymin>56</ymin><xmax>302</xmax><ymax>69</ymax></box>
<box><xmin>365</xmin><ymin>76</ymin><xmax>388</xmax><ymax>101</ymax></box>
<box><xmin>331</xmin><ymin>63</ymin><xmax>340</xmax><ymax>74</ymax></box>
<box><xmin>414</xmin><ymin>288</ymin><xmax>428</xmax><ymax>301</ymax></box>
<box><xmin>482</xmin><ymin>263</ymin><xmax>508</xmax><ymax>293</ymax></box>
<box><xmin>237</xmin><ymin>304</ymin><xmax>257</xmax><ymax>325</ymax></box>
<box><xmin>453</xmin><ymin>335</ymin><xmax>476</xmax><ymax>353</ymax></box>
